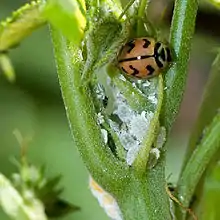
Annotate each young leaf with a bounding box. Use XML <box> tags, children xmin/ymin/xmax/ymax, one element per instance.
<box><xmin>43</xmin><ymin>0</ymin><xmax>86</xmax><ymax>46</ymax></box>
<box><xmin>0</xmin><ymin>0</ymin><xmax>46</xmax><ymax>51</ymax></box>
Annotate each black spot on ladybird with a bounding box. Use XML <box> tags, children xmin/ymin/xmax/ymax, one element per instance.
<box><xmin>146</xmin><ymin>65</ymin><xmax>155</xmax><ymax>75</ymax></box>
<box><xmin>143</xmin><ymin>39</ymin><xmax>151</xmax><ymax>48</ymax></box>
<box><xmin>121</xmin><ymin>67</ymin><xmax>128</xmax><ymax>73</ymax></box>
<box><xmin>129</xmin><ymin>65</ymin><xmax>139</xmax><ymax>76</ymax></box>
<box><xmin>126</xmin><ymin>40</ymin><xmax>135</xmax><ymax>53</ymax></box>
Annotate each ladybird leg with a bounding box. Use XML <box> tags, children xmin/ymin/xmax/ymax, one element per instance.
<box><xmin>126</xmin><ymin>40</ymin><xmax>135</xmax><ymax>53</ymax></box>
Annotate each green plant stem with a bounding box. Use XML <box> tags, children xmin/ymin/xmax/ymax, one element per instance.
<box><xmin>118</xmin><ymin>0</ymin><xmax>135</xmax><ymax>20</ymax></box>
<box><xmin>51</xmin><ymin>26</ymin><xmax>172</xmax><ymax>220</ymax></box>
<box><xmin>161</xmin><ymin>0</ymin><xmax>198</xmax><ymax>132</ymax></box>
<box><xmin>133</xmin><ymin>75</ymin><xmax>164</xmax><ymax>174</ymax></box>
<box><xmin>176</xmin><ymin>113</ymin><xmax>220</xmax><ymax>219</ymax></box>
<box><xmin>50</xmin><ymin>29</ymin><xmax>129</xmax><ymax>193</ymax></box>
<box><xmin>137</xmin><ymin>0</ymin><xmax>150</xmax><ymax>35</ymax></box>
<box><xmin>119</xmin><ymin>160</ymin><xmax>171</xmax><ymax>220</ymax></box>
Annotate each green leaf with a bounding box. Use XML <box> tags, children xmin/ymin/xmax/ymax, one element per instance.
<box><xmin>0</xmin><ymin>54</ymin><xmax>15</xmax><ymax>82</ymax></box>
<box><xmin>43</xmin><ymin>0</ymin><xmax>86</xmax><ymax>46</ymax></box>
<box><xmin>0</xmin><ymin>173</ymin><xmax>47</xmax><ymax>220</ymax></box>
<box><xmin>201</xmin><ymin>164</ymin><xmax>220</xmax><ymax>220</ymax></box>
<box><xmin>44</xmin><ymin>199</ymin><xmax>80</xmax><ymax>217</ymax></box>
<box><xmin>82</xmin><ymin>11</ymin><xmax>123</xmax><ymax>82</ymax></box>
<box><xmin>185</xmin><ymin>51</ymin><xmax>220</xmax><ymax>162</ymax></box>
<box><xmin>177</xmin><ymin>113</ymin><xmax>220</xmax><ymax>217</ymax></box>
<box><xmin>0</xmin><ymin>0</ymin><xmax>46</xmax><ymax>51</ymax></box>
<box><xmin>11</xmin><ymin>129</ymin><xmax>79</xmax><ymax>219</ymax></box>
<box><xmin>208</xmin><ymin>0</ymin><xmax>220</xmax><ymax>9</ymax></box>
<box><xmin>38</xmin><ymin>175</ymin><xmax>80</xmax><ymax>218</ymax></box>
<box><xmin>179</xmin><ymin>50</ymin><xmax>220</xmax><ymax>220</ymax></box>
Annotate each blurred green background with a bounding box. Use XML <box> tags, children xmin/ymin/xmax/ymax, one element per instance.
<box><xmin>1</xmin><ymin>0</ymin><xmax>220</xmax><ymax>219</ymax></box>
<box><xmin>0</xmin><ymin>0</ymin><xmax>109</xmax><ymax>219</ymax></box>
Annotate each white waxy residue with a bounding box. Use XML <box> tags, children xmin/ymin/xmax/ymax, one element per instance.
<box><xmin>101</xmin><ymin>129</ymin><xmax>108</xmax><ymax>144</ymax></box>
<box><xmin>109</xmin><ymin>87</ymin><xmax>154</xmax><ymax>165</ymax></box>
<box><xmin>132</xmin><ymin>82</ymin><xmax>136</xmax><ymax>88</ymax></box>
<box><xmin>148</xmin><ymin>93</ymin><xmax>157</xmax><ymax>105</ymax></box>
<box><xmin>119</xmin><ymin>131</ymin><xmax>139</xmax><ymax>150</ymax></box>
<box><xmin>150</xmin><ymin>148</ymin><xmax>160</xmax><ymax>160</ymax></box>
<box><xmin>126</xmin><ymin>143</ymin><xmax>141</xmax><ymax>165</ymax></box>
<box><xmin>156</xmin><ymin>127</ymin><xmax>166</xmax><ymax>149</ymax></box>
<box><xmin>142</xmin><ymin>81</ymin><xmax>151</xmax><ymax>88</ymax></box>
<box><xmin>118</xmin><ymin>74</ymin><xmax>126</xmax><ymax>82</ymax></box>
<box><xmin>95</xmin><ymin>84</ymin><xmax>105</xmax><ymax>100</ymax></box>
<box><xmin>97</xmin><ymin>112</ymin><xmax>104</xmax><ymax>124</ymax></box>
<box><xmin>129</xmin><ymin>111</ymin><xmax>153</xmax><ymax>141</ymax></box>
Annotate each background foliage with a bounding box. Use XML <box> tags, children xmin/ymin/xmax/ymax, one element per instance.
<box><xmin>1</xmin><ymin>0</ymin><xmax>220</xmax><ymax>219</ymax></box>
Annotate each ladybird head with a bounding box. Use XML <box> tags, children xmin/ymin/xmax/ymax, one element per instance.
<box><xmin>154</xmin><ymin>41</ymin><xmax>172</xmax><ymax>70</ymax></box>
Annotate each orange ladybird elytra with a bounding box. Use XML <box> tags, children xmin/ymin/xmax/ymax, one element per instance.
<box><xmin>118</xmin><ymin>37</ymin><xmax>172</xmax><ymax>79</ymax></box>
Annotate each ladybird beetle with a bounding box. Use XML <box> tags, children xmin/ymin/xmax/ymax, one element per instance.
<box><xmin>118</xmin><ymin>37</ymin><xmax>172</xmax><ymax>79</ymax></box>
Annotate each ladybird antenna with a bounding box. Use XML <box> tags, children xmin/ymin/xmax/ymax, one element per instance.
<box><xmin>165</xmin><ymin>185</ymin><xmax>198</xmax><ymax>220</ymax></box>
<box><xmin>118</xmin><ymin>0</ymin><xmax>136</xmax><ymax>20</ymax></box>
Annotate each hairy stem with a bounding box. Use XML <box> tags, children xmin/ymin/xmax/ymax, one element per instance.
<box><xmin>161</xmin><ymin>0</ymin><xmax>198</xmax><ymax>132</ymax></box>
<box><xmin>50</xmin><ymin>29</ymin><xmax>129</xmax><ymax>193</ymax></box>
